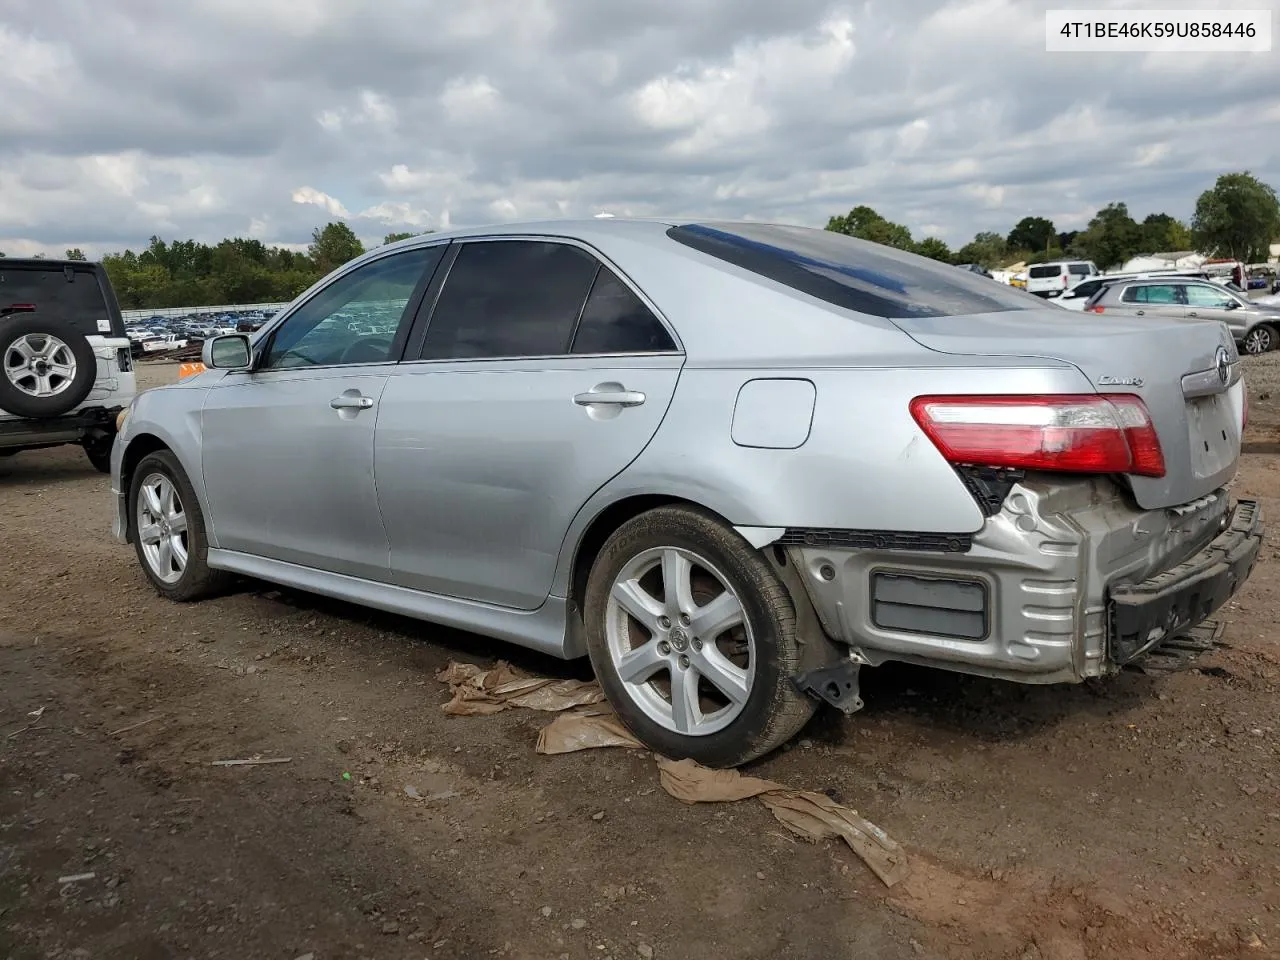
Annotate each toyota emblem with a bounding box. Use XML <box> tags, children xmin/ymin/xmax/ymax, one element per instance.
<box><xmin>1215</xmin><ymin>346</ymin><xmax>1231</xmax><ymax>386</ymax></box>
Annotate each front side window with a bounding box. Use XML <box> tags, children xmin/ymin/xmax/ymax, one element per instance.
<box><xmin>668</xmin><ymin>222</ymin><xmax>1036</xmax><ymax>319</ymax></box>
<box><xmin>262</xmin><ymin>247</ymin><xmax>439</xmax><ymax>369</ymax></box>
<box><xmin>420</xmin><ymin>240</ymin><xmax>599</xmax><ymax>360</ymax></box>
<box><xmin>1184</xmin><ymin>284</ymin><xmax>1236</xmax><ymax>309</ymax></box>
<box><xmin>571</xmin><ymin>267</ymin><xmax>677</xmax><ymax>354</ymax></box>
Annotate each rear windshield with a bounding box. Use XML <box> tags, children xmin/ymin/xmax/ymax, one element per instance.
<box><xmin>0</xmin><ymin>264</ymin><xmax>123</xmax><ymax>337</ymax></box>
<box><xmin>666</xmin><ymin>222</ymin><xmax>1035</xmax><ymax>319</ymax></box>
<box><xmin>1028</xmin><ymin>265</ymin><xmax>1063</xmax><ymax>279</ymax></box>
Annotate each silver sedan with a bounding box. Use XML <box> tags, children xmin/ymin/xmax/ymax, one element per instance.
<box><xmin>110</xmin><ymin>219</ymin><xmax>1261</xmax><ymax>765</ymax></box>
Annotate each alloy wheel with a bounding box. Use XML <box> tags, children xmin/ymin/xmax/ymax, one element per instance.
<box><xmin>4</xmin><ymin>333</ymin><xmax>77</xmax><ymax>398</ymax></box>
<box><xmin>136</xmin><ymin>472</ymin><xmax>189</xmax><ymax>584</ymax></box>
<box><xmin>604</xmin><ymin>546</ymin><xmax>755</xmax><ymax>736</ymax></box>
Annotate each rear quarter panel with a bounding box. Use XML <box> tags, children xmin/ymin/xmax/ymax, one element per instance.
<box><xmin>550</xmin><ymin>359</ymin><xmax>1096</xmax><ymax>596</ymax></box>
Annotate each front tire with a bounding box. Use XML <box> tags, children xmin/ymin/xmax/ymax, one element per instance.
<box><xmin>583</xmin><ymin>506</ymin><xmax>816</xmax><ymax>767</ymax></box>
<box><xmin>1243</xmin><ymin>325</ymin><xmax>1276</xmax><ymax>356</ymax></box>
<box><xmin>127</xmin><ymin>450</ymin><xmax>230</xmax><ymax>601</ymax></box>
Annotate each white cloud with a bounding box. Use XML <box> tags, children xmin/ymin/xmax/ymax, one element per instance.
<box><xmin>440</xmin><ymin>76</ymin><xmax>501</xmax><ymax>123</ymax></box>
<box><xmin>0</xmin><ymin>0</ymin><xmax>1274</xmax><ymax>258</ymax></box>
<box><xmin>291</xmin><ymin>186</ymin><xmax>350</xmax><ymax>218</ymax></box>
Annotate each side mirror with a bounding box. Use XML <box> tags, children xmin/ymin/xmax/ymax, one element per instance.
<box><xmin>1225</xmin><ymin>301</ymin><xmax>1241</xmax><ymax>310</ymax></box>
<box><xmin>203</xmin><ymin>333</ymin><xmax>253</xmax><ymax>370</ymax></box>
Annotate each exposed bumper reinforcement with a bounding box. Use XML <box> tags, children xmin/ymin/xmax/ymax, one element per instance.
<box><xmin>1109</xmin><ymin>500</ymin><xmax>1263</xmax><ymax>664</ymax></box>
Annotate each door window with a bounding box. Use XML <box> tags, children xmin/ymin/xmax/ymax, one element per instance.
<box><xmin>570</xmin><ymin>267</ymin><xmax>677</xmax><ymax>354</ymax></box>
<box><xmin>261</xmin><ymin>247</ymin><xmax>440</xmax><ymax>369</ymax></box>
<box><xmin>420</xmin><ymin>240</ymin><xmax>599</xmax><ymax>360</ymax></box>
<box><xmin>1121</xmin><ymin>284</ymin><xmax>1181</xmax><ymax>304</ymax></box>
<box><xmin>1183</xmin><ymin>284</ymin><xmax>1236</xmax><ymax>309</ymax></box>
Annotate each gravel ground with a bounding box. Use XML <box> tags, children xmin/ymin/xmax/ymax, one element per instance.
<box><xmin>0</xmin><ymin>361</ymin><xmax>1277</xmax><ymax>960</ymax></box>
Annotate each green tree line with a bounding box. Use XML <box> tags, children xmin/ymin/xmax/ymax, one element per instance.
<box><xmin>11</xmin><ymin>172</ymin><xmax>1274</xmax><ymax>309</ymax></box>
<box><xmin>826</xmin><ymin>171</ymin><xmax>1280</xmax><ymax>271</ymax></box>
<box><xmin>99</xmin><ymin>224</ymin><xmax>430</xmax><ymax>311</ymax></box>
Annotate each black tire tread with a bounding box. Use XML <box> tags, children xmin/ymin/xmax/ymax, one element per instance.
<box><xmin>583</xmin><ymin>504</ymin><xmax>816</xmax><ymax>767</ymax></box>
<box><xmin>128</xmin><ymin>449</ymin><xmax>232</xmax><ymax>602</ymax></box>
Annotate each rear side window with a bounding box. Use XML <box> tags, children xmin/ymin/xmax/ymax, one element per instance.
<box><xmin>1068</xmin><ymin>263</ymin><xmax>1092</xmax><ymax>277</ymax></box>
<box><xmin>421</xmin><ymin>241</ymin><xmax>598</xmax><ymax>360</ymax></box>
<box><xmin>0</xmin><ymin>265</ymin><xmax>116</xmax><ymax>336</ymax></box>
<box><xmin>667</xmin><ymin>223</ymin><xmax>1035</xmax><ymax>319</ymax></box>
<box><xmin>1121</xmin><ymin>284</ymin><xmax>1182</xmax><ymax>304</ymax></box>
<box><xmin>1029</xmin><ymin>265</ymin><xmax>1063</xmax><ymax>279</ymax></box>
<box><xmin>571</xmin><ymin>268</ymin><xmax>677</xmax><ymax>354</ymax></box>
<box><xmin>1070</xmin><ymin>279</ymin><xmax>1101</xmax><ymax>298</ymax></box>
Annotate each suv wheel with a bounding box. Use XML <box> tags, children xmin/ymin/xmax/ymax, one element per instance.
<box><xmin>1243</xmin><ymin>325</ymin><xmax>1275</xmax><ymax>356</ymax></box>
<box><xmin>128</xmin><ymin>450</ymin><xmax>231</xmax><ymax>601</ymax></box>
<box><xmin>583</xmin><ymin>506</ymin><xmax>816</xmax><ymax>767</ymax></box>
<box><xmin>0</xmin><ymin>314</ymin><xmax>97</xmax><ymax>418</ymax></box>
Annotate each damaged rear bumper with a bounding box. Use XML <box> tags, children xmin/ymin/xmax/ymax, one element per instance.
<box><xmin>1109</xmin><ymin>499</ymin><xmax>1262</xmax><ymax>663</ymax></box>
<box><xmin>784</xmin><ymin>479</ymin><xmax>1263</xmax><ymax>685</ymax></box>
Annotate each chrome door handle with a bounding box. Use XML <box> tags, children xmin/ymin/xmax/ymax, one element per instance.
<box><xmin>574</xmin><ymin>390</ymin><xmax>646</xmax><ymax>407</ymax></box>
<box><xmin>330</xmin><ymin>395</ymin><xmax>374</xmax><ymax>410</ymax></box>
<box><xmin>1187</xmin><ymin>311</ymin><xmax>1199</xmax><ymax>317</ymax></box>
<box><xmin>1135</xmin><ymin>309</ymin><xmax>1145</xmax><ymax>316</ymax></box>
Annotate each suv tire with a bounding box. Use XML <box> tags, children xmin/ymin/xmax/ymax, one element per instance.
<box><xmin>583</xmin><ymin>505</ymin><xmax>816</xmax><ymax>767</ymax></box>
<box><xmin>0</xmin><ymin>314</ymin><xmax>97</xmax><ymax>418</ymax></box>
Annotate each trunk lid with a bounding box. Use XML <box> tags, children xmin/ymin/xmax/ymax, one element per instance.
<box><xmin>889</xmin><ymin>308</ymin><xmax>1243</xmax><ymax>510</ymax></box>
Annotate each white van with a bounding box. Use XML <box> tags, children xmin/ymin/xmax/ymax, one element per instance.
<box><xmin>1026</xmin><ymin>260</ymin><xmax>1099</xmax><ymax>298</ymax></box>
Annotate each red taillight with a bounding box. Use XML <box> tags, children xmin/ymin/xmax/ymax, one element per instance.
<box><xmin>1086</xmin><ymin>305</ymin><xmax>1104</xmax><ymax>313</ymax></box>
<box><xmin>909</xmin><ymin>394</ymin><xmax>1166</xmax><ymax>478</ymax></box>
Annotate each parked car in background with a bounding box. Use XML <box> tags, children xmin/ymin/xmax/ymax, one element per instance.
<box><xmin>1247</xmin><ymin>276</ymin><xmax>1269</xmax><ymax>290</ymax></box>
<box><xmin>1026</xmin><ymin>260</ymin><xmax>1099</xmax><ymax>298</ymax></box>
<box><xmin>0</xmin><ymin>258</ymin><xmax>135</xmax><ymax>471</ymax></box>
<box><xmin>1084</xmin><ymin>277</ymin><xmax>1280</xmax><ymax>355</ymax></box>
<box><xmin>111</xmin><ymin>219</ymin><xmax>1259</xmax><ymax>766</ymax></box>
<box><xmin>954</xmin><ymin>263</ymin><xmax>993</xmax><ymax>279</ymax></box>
<box><xmin>1055</xmin><ymin>270</ymin><xmax>1211</xmax><ymax>311</ymax></box>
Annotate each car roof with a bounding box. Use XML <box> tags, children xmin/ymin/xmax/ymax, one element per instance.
<box><xmin>0</xmin><ymin>257</ymin><xmax>99</xmax><ymax>268</ymax></box>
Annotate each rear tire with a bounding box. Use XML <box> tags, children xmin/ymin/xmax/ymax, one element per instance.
<box><xmin>0</xmin><ymin>314</ymin><xmax>97</xmax><ymax>418</ymax></box>
<box><xmin>84</xmin><ymin>437</ymin><xmax>113</xmax><ymax>473</ymax></box>
<box><xmin>127</xmin><ymin>449</ymin><xmax>231</xmax><ymax>602</ymax></box>
<box><xmin>583</xmin><ymin>505</ymin><xmax>816</xmax><ymax>767</ymax></box>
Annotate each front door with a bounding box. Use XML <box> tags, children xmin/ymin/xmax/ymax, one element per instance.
<box><xmin>375</xmin><ymin>239</ymin><xmax>684</xmax><ymax>609</ymax></box>
<box><xmin>200</xmin><ymin>245</ymin><xmax>443</xmax><ymax>580</ymax></box>
<box><xmin>1182</xmin><ymin>282</ymin><xmax>1247</xmax><ymax>337</ymax></box>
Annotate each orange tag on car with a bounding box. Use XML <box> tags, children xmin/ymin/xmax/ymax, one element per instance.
<box><xmin>178</xmin><ymin>362</ymin><xmax>206</xmax><ymax>379</ymax></box>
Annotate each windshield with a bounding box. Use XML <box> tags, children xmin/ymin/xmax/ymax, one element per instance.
<box><xmin>667</xmin><ymin>222</ymin><xmax>1039</xmax><ymax>319</ymax></box>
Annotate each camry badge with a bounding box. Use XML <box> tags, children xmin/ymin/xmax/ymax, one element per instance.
<box><xmin>1097</xmin><ymin>375</ymin><xmax>1144</xmax><ymax>387</ymax></box>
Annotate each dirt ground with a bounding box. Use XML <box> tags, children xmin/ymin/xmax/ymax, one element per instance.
<box><xmin>2</xmin><ymin>361</ymin><xmax>1278</xmax><ymax>960</ymax></box>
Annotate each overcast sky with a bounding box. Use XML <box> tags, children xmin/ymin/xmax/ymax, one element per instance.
<box><xmin>0</xmin><ymin>0</ymin><xmax>1275</xmax><ymax>257</ymax></box>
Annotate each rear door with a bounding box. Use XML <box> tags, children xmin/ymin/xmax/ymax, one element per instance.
<box><xmin>1118</xmin><ymin>281</ymin><xmax>1188</xmax><ymax>319</ymax></box>
<box><xmin>374</xmin><ymin>238</ymin><xmax>683</xmax><ymax>610</ymax></box>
